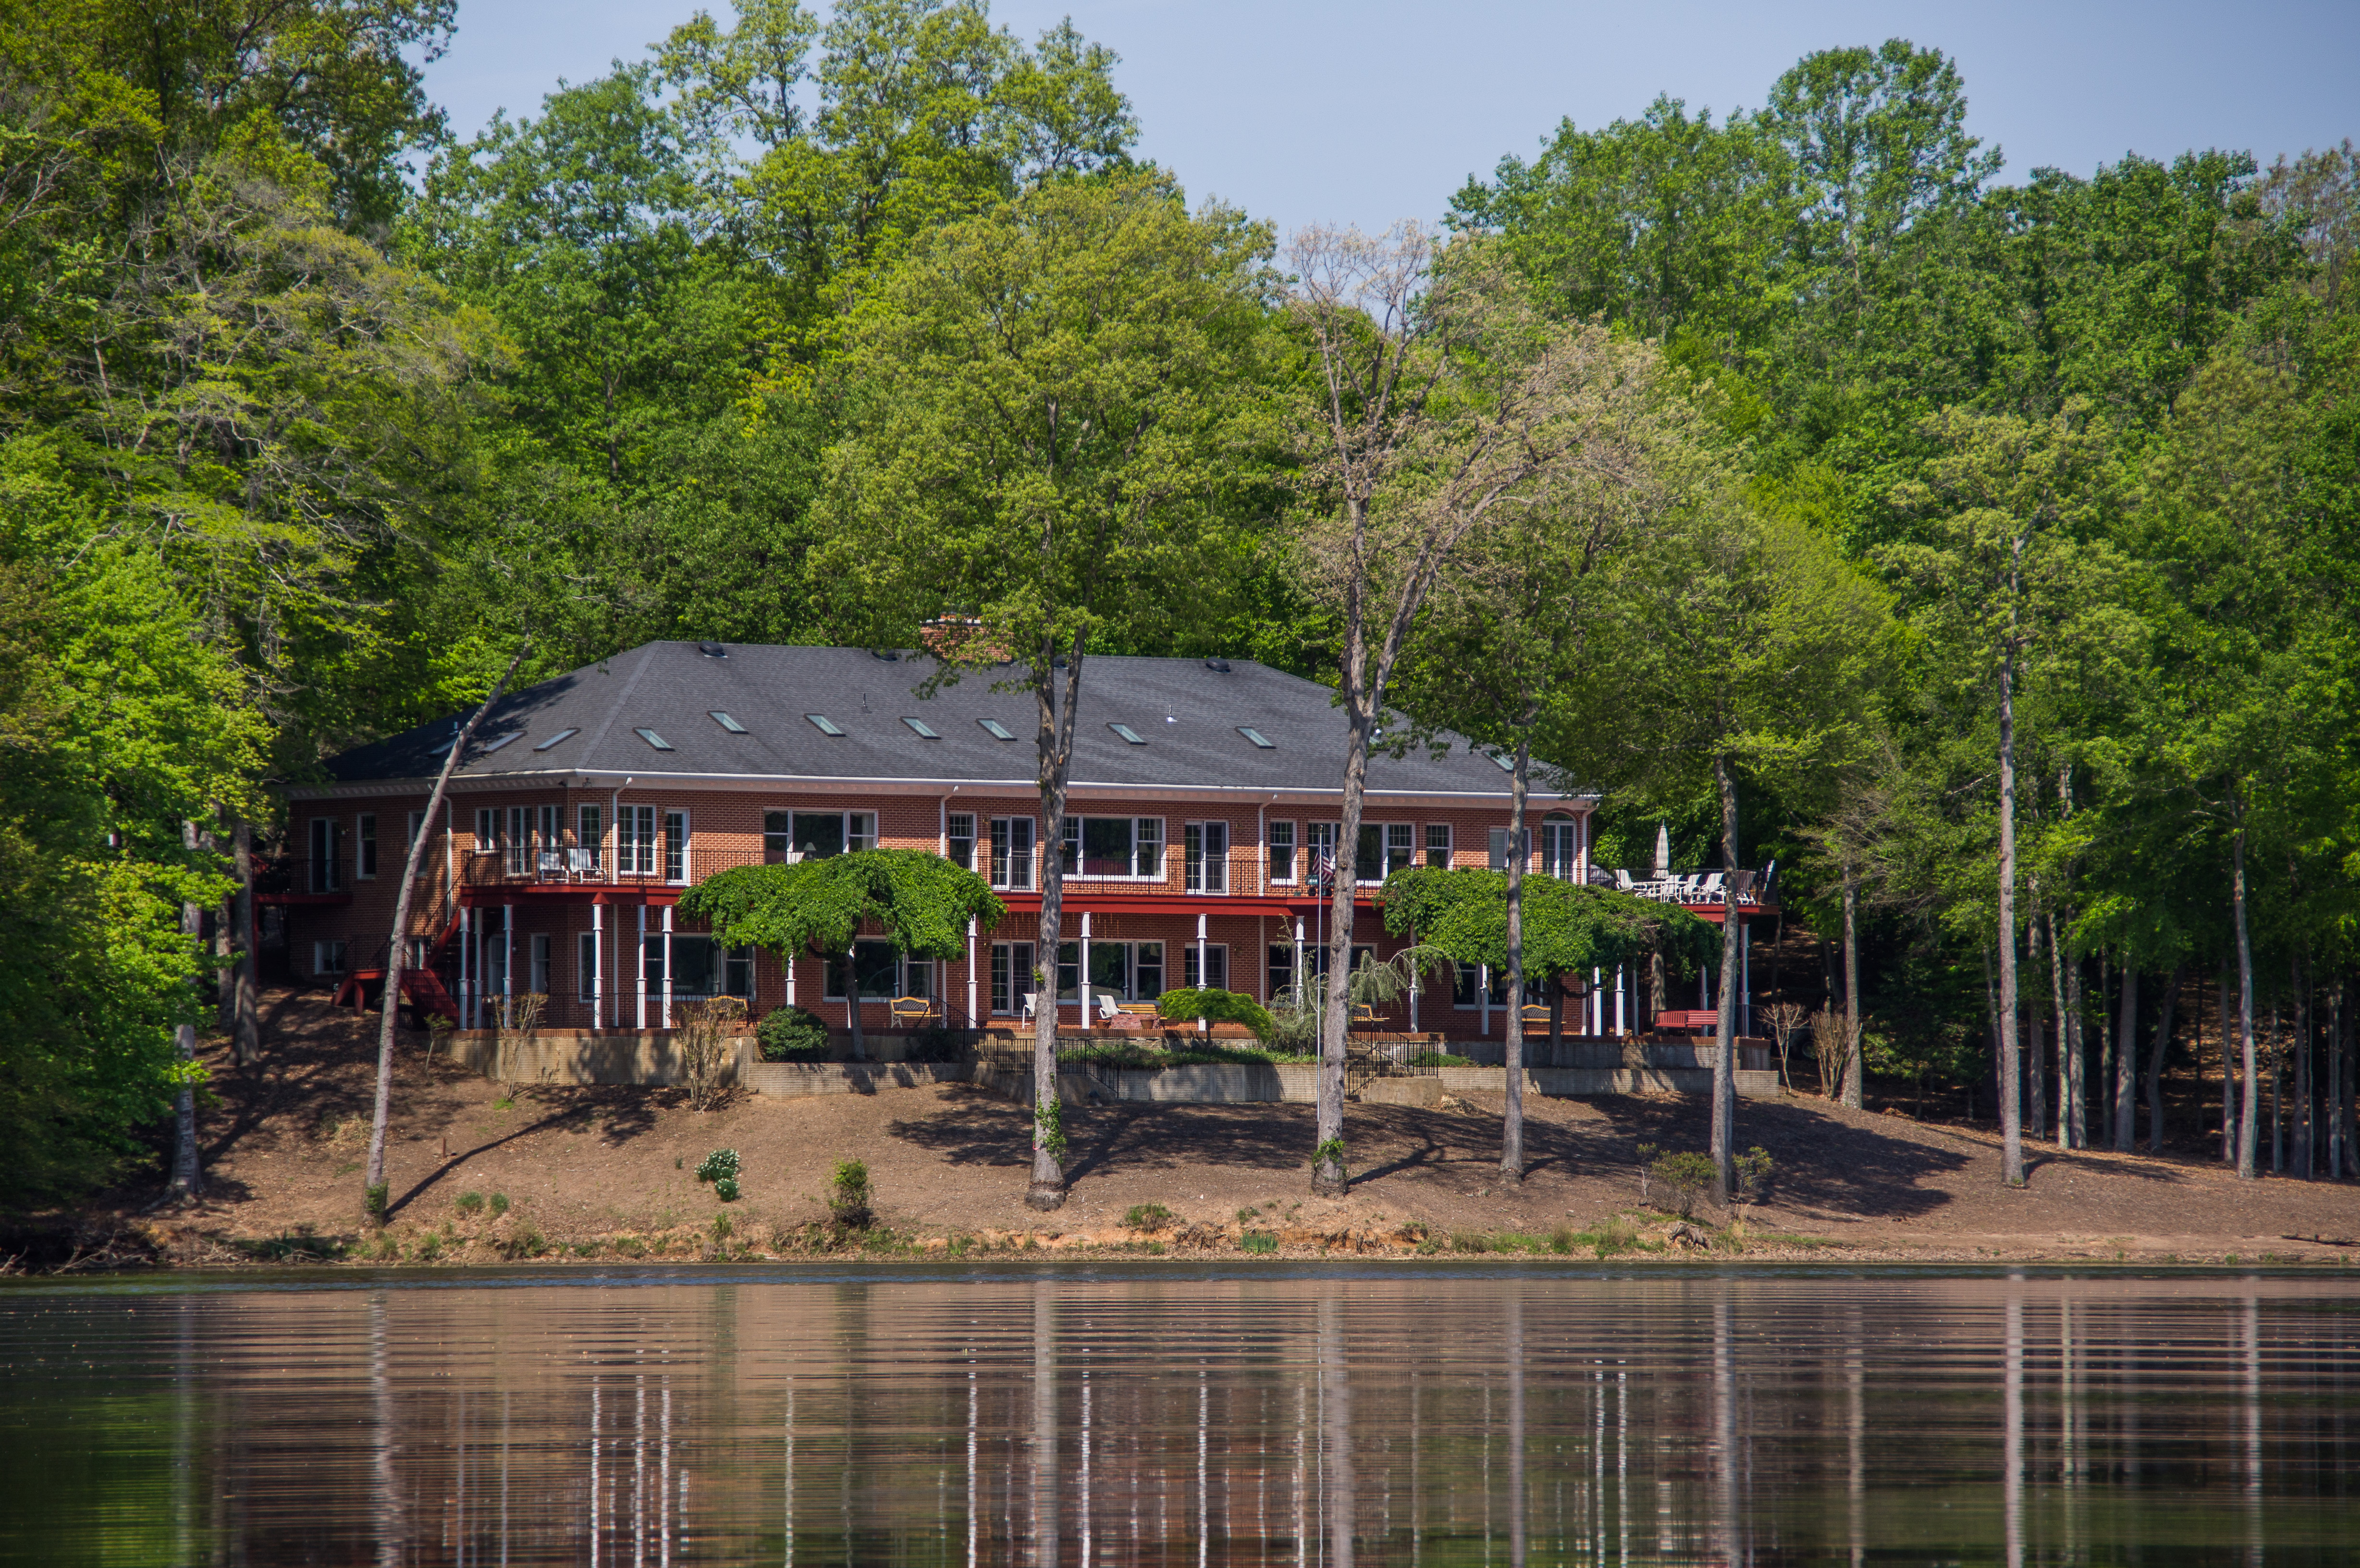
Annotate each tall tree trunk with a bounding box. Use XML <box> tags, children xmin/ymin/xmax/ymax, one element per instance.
<box><xmin>2295</xmin><ymin>956</ymin><xmax>2313</xmax><ymax>1178</ymax></box>
<box><xmin>1029</xmin><ymin>634</ymin><xmax>1086</xmax><ymax>1211</ymax></box>
<box><xmin>1709</xmin><ymin>754</ymin><xmax>1741</xmax><ymax>1202</ymax></box>
<box><xmin>230</xmin><ymin>818</ymin><xmax>259</xmax><ymax>1065</ymax></box>
<box><xmin>2220</xmin><ymin>964</ymin><xmax>2237</xmax><ymax>1165</ymax></box>
<box><xmin>1995</xmin><ymin>645</ymin><xmax>2024</xmax><ymax>1185</ymax></box>
<box><xmin>1840</xmin><ymin>860</ymin><xmax>1863</xmax><ymax>1109</ymax></box>
<box><xmin>2146</xmin><ymin>968</ymin><xmax>2179</xmax><ymax>1156</ymax></box>
<box><xmin>2049</xmin><ymin>911</ymin><xmax>2073</xmax><ymax>1149</ymax></box>
<box><xmin>366</xmin><ymin>645</ymin><xmax>526</xmax><ymax>1220</ymax></box>
<box><xmin>2340</xmin><ymin>974</ymin><xmax>2357</xmax><ymax>1179</ymax></box>
<box><xmin>2113</xmin><ymin>963</ymin><xmax>2138</xmax><ymax>1153</ymax></box>
<box><xmin>1501</xmin><ymin>732</ymin><xmax>1531</xmax><ymax>1185</ymax></box>
<box><xmin>2025</xmin><ymin>897</ymin><xmax>2047</xmax><ymax>1139</ymax></box>
<box><xmin>842</xmin><ymin>949</ymin><xmax>868</xmax><ymax>1062</ymax></box>
<box><xmin>167</xmin><ymin>821</ymin><xmax>205</xmax><ymax>1203</ymax></box>
<box><xmin>2271</xmin><ymin>999</ymin><xmax>2285</xmax><ymax>1175</ymax></box>
<box><xmin>2233</xmin><ymin>810</ymin><xmax>2259</xmax><ymax>1180</ymax></box>
<box><xmin>2097</xmin><ymin>956</ymin><xmax>2116</xmax><ymax>1142</ymax></box>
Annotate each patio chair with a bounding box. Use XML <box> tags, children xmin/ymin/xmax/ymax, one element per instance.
<box><xmin>1094</xmin><ymin>993</ymin><xmax>1123</xmax><ymax>1025</ymax></box>
<box><xmin>1613</xmin><ymin>869</ymin><xmax>1635</xmax><ymax>891</ymax></box>
<box><xmin>1020</xmin><ymin>992</ymin><xmax>1040</xmax><ymax>1022</ymax></box>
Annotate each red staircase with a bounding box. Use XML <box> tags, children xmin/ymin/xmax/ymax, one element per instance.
<box><xmin>330</xmin><ymin>913</ymin><xmax>466</xmax><ymax>1021</ymax></box>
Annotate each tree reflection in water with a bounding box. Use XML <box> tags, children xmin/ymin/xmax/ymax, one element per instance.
<box><xmin>1</xmin><ymin>1270</ymin><xmax>2355</xmax><ymax>1563</ymax></box>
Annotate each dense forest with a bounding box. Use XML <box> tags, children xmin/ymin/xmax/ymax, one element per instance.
<box><xmin>0</xmin><ymin>1</ymin><xmax>2352</xmax><ymax>1204</ymax></box>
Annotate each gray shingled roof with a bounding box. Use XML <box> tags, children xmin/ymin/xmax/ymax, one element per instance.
<box><xmin>316</xmin><ymin>641</ymin><xmax>1567</xmax><ymax>801</ymax></box>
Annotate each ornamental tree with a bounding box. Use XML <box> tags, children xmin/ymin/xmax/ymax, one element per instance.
<box><xmin>680</xmin><ymin>849</ymin><xmax>1004</xmax><ymax>1060</ymax></box>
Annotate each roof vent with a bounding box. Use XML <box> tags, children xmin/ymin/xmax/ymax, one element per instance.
<box><xmin>697</xmin><ymin>641</ymin><xmax>726</xmax><ymax>657</ymax></box>
<box><xmin>1109</xmin><ymin>722</ymin><xmax>1146</xmax><ymax>745</ymax></box>
<box><xmin>1204</xmin><ymin>658</ymin><xmax>1232</xmax><ymax>673</ymax></box>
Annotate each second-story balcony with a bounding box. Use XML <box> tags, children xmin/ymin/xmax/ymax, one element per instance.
<box><xmin>1605</xmin><ymin>862</ymin><xmax>1777</xmax><ymax>910</ymax></box>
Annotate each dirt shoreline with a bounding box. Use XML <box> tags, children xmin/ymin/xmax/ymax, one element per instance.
<box><xmin>15</xmin><ymin>992</ymin><xmax>2360</xmax><ymax>1274</ymax></box>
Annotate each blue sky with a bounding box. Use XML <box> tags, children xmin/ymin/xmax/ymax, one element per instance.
<box><xmin>422</xmin><ymin>0</ymin><xmax>2359</xmax><ymax>236</ymax></box>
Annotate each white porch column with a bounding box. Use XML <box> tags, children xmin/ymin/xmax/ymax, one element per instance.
<box><xmin>1593</xmin><ymin>967</ymin><xmax>1604</xmax><ymax>1036</ymax></box>
<box><xmin>967</xmin><ymin>917</ymin><xmax>978</xmax><ymax>1028</ymax></box>
<box><xmin>785</xmin><ymin>943</ymin><xmax>796</xmax><ymax>1009</ymax></box>
<box><xmin>1293</xmin><ymin>920</ymin><xmax>1304</xmax><ymax>1002</ymax></box>
<box><xmin>1078</xmin><ymin>911</ymin><xmax>1092</xmax><ymax>1022</ymax></box>
<box><xmin>1481</xmin><ymin>965</ymin><xmax>1491</xmax><ymax>1037</ymax></box>
<box><xmin>460</xmin><ymin>905</ymin><xmax>473</xmax><ymax>1030</ymax></box>
<box><xmin>592</xmin><ymin>903</ymin><xmax>604</xmax><ymax>1030</ymax></box>
<box><xmin>1615</xmin><ymin>964</ymin><xmax>1627</xmax><ymax>1036</ymax></box>
<box><xmin>501</xmin><ymin>903</ymin><xmax>514</xmax><ymax>1029</ymax></box>
<box><xmin>661</xmin><ymin>903</ymin><xmax>674</xmax><ymax>1030</ymax></box>
<box><xmin>1740</xmin><ymin>922</ymin><xmax>1751</xmax><ymax>1034</ymax></box>
<box><xmin>635</xmin><ymin>903</ymin><xmax>647</xmax><ymax>1029</ymax></box>
<box><xmin>1196</xmin><ymin>914</ymin><xmax>1209</xmax><ymax>1032</ymax></box>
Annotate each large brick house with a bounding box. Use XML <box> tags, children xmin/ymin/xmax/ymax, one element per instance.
<box><xmin>274</xmin><ymin>641</ymin><xmax>1759</xmax><ymax>1042</ymax></box>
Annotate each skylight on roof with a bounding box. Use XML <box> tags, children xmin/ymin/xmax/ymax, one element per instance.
<box><xmin>806</xmin><ymin>713</ymin><xmax>844</xmax><ymax>736</ymax></box>
<box><xmin>978</xmin><ymin>718</ymin><xmax>1016</xmax><ymax>740</ymax></box>
<box><xmin>710</xmin><ymin>710</ymin><xmax>746</xmax><ymax>734</ymax></box>
<box><xmin>902</xmin><ymin>716</ymin><xmax>939</xmax><ymax>739</ymax></box>
<box><xmin>1109</xmin><ymin>722</ymin><xmax>1146</xmax><ymax>745</ymax></box>
<box><xmin>532</xmin><ymin>728</ymin><xmax>578</xmax><ymax>751</ymax></box>
<box><xmin>1237</xmin><ymin>726</ymin><xmax>1273</xmax><ymax>748</ymax></box>
<box><xmin>479</xmin><ymin>731</ymin><xmax>523</xmax><ymax>753</ymax></box>
<box><xmin>636</xmin><ymin>727</ymin><xmax>675</xmax><ymax>752</ymax></box>
<box><xmin>1488</xmin><ymin>749</ymin><xmax>1514</xmax><ymax>772</ymax></box>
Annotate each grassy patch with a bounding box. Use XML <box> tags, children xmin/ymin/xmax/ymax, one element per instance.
<box><xmin>1122</xmin><ymin>1202</ymin><xmax>1175</xmax><ymax>1232</ymax></box>
<box><xmin>1240</xmin><ymin>1231</ymin><xmax>1279</xmax><ymax>1255</ymax></box>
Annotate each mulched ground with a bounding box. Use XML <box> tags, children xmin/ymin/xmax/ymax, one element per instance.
<box><xmin>35</xmin><ymin>991</ymin><xmax>2360</xmax><ymax>1269</ymax></box>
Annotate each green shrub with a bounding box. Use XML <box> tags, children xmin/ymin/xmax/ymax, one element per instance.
<box><xmin>1123</xmin><ymin>1202</ymin><xmax>1175</xmax><ymax>1232</ymax></box>
<box><xmin>489</xmin><ymin>1192</ymin><xmax>510</xmax><ymax>1217</ymax></box>
<box><xmin>1649</xmin><ymin>1151</ymin><xmax>1718</xmax><ymax>1219</ymax></box>
<box><xmin>757</xmin><ymin>1006</ymin><xmax>832</xmax><ymax>1062</ymax></box>
<box><xmin>1452</xmin><ymin>1232</ymin><xmax>1492</xmax><ymax>1254</ymax></box>
<box><xmin>696</xmin><ymin>1148</ymin><xmax>742</xmax><ymax>1185</ymax></box>
<box><xmin>1734</xmin><ymin>1146</ymin><xmax>1775</xmax><ymax>1203</ymax></box>
<box><xmin>712</xmin><ymin>1213</ymin><xmax>734</xmax><ymax>1240</ymax></box>
<box><xmin>1155</xmin><ymin>987</ymin><xmax>1276</xmax><ymax>1039</ymax></box>
<box><xmin>713</xmin><ymin>1177</ymin><xmax>741</xmax><ymax>1203</ymax></box>
<box><xmin>455</xmin><ymin>1190</ymin><xmax>485</xmax><ymax>1215</ymax></box>
<box><xmin>829</xmin><ymin>1158</ymin><xmax>873</xmax><ymax>1231</ymax></box>
<box><xmin>1549</xmin><ymin>1226</ymin><xmax>1576</xmax><ymax>1255</ymax></box>
<box><xmin>500</xmin><ymin>1225</ymin><xmax>548</xmax><ymax>1260</ymax></box>
<box><xmin>1240</xmin><ymin>1231</ymin><xmax>1279</xmax><ymax>1255</ymax></box>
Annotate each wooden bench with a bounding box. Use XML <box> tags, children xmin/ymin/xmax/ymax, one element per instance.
<box><xmin>889</xmin><ymin>996</ymin><xmax>942</xmax><ymax>1028</ymax></box>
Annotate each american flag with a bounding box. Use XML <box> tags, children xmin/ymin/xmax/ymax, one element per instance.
<box><xmin>1311</xmin><ymin>847</ymin><xmax>1336</xmax><ymax>890</ymax></box>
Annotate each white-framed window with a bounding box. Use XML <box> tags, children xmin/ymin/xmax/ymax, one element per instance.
<box><xmin>355</xmin><ymin>813</ymin><xmax>377</xmax><ymax>879</ymax></box>
<box><xmin>619</xmin><ymin>805</ymin><xmax>657</xmax><ymax>875</ymax></box>
<box><xmin>579</xmin><ymin>931</ymin><xmax>598</xmax><ymax>1003</ymax></box>
<box><xmin>1183</xmin><ymin>943</ymin><xmax>1229</xmax><ymax>991</ymax></box>
<box><xmin>1454</xmin><ymin>963</ymin><xmax>1550</xmax><ymax>1008</ymax></box>
<box><xmin>529</xmin><ymin>932</ymin><xmax>552</xmax><ymax>995</ymax></box>
<box><xmin>309</xmin><ymin>818</ymin><xmax>344</xmax><ymax>893</ymax></box>
<box><xmin>725</xmin><ymin>946</ymin><xmax>754</xmax><ymax>999</ymax></box>
<box><xmin>990</xmin><ymin>941</ymin><xmax>1038</xmax><ymax>1015</ymax></box>
<box><xmin>313</xmin><ymin>939</ymin><xmax>348</xmax><ymax>976</ymax></box>
<box><xmin>1540</xmin><ymin>815</ymin><xmax>1580</xmax><ymax>880</ymax></box>
<box><xmin>405</xmin><ymin>811</ymin><xmax>425</xmax><ymax>856</ymax></box>
<box><xmin>989</xmin><ymin>816</ymin><xmax>1035</xmax><ymax>890</ymax></box>
<box><xmin>1267</xmin><ymin>943</ymin><xmax>1293</xmax><ymax>1002</ymax></box>
<box><xmin>762</xmin><ymin>810</ymin><xmax>873</xmax><ymax>862</ymax></box>
<box><xmin>474</xmin><ymin>807</ymin><xmax>499</xmax><ymax>854</ymax></box>
<box><xmin>505</xmin><ymin>806</ymin><xmax>531</xmax><ymax>876</ymax></box>
<box><xmin>1306</xmin><ymin>821</ymin><xmax>1338</xmax><ymax>886</ymax></box>
<box><xmin>825</xmin><ymin>941</ymin><xmax>915</xmax><ymax>1001</ymax></box>
<box><xmin>664</xmin><ymin>809</ymin><xmax>689</xmax><ymax>882</ymax></box>
<box><xmin>1060</xmin><ymin>816</ymin><xmax>1163</xmax><ymax>878</ymax></box>
<box><xmin>946</xmin><ymin>812</ymin><xmax>976</xmax><ymax>871</ymax></box>
<box><xmin>1055</xmin><ymin>940</ymin><xmax>1163</xmax><ymax>1001</ymax></box>
<box><xmin>1184</xmin><ymin>821</ymin><xmax>1229</xmax><ymax>893</ymax></box>
<box><xmin>1488</xmin><ymin>827</ymin><xmax>1530</xmax><ymax>871</ymax></box>
<box><xmin>576</xmin><ymin>804</ymin><xmax>603</xmax><ymax>872</ymax></box>
<box><xmin>532</xmin><ymin>805</ymin><xmax>560</xmax><ymax>877</ymax></box>
<box><xmin>1267</xmin><ymin>820</ymin><xmax>1296</xmax><ymax>885</ymax></box>
<box><xmin>1355</xmin><ymin>822</ymin><xmax>1414</xmax><ymax>884</ymax></box>
<box><xmin>1425</xmin><ymin>823</ymin><xmax>1452</xmax><ymax>868</ymax></box>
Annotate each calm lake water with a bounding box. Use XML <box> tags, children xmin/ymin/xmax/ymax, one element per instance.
<box><xmin>2</xmin><ymin>1265</ymin><xmax>2356</xmax><ymax>1565</ymax></box>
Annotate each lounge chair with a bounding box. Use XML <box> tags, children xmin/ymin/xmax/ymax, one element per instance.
<box><xmin>1094</xmin><ymin>993</ymin><xmax>1123</xmax><ymax>1024</ymax></box>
